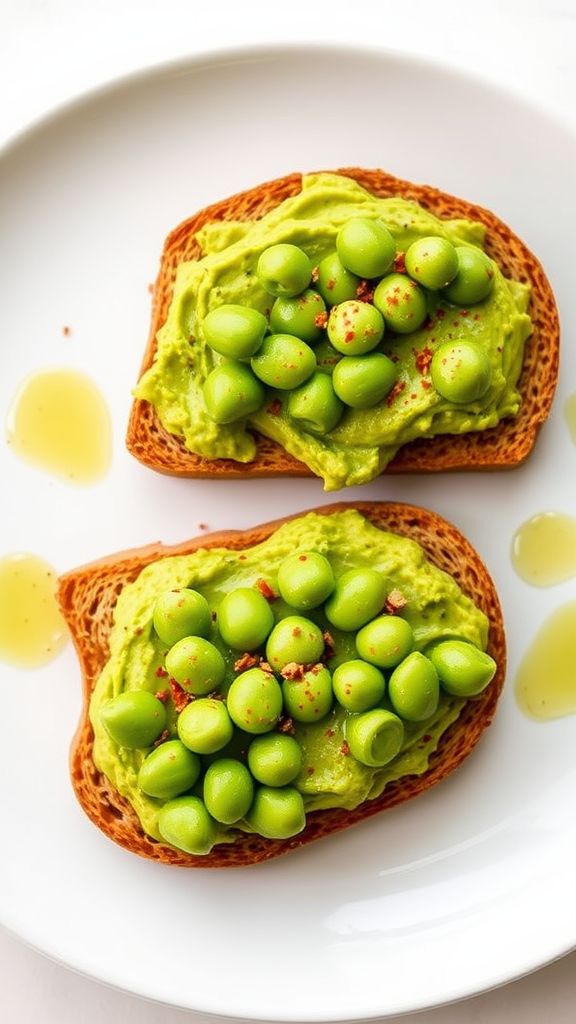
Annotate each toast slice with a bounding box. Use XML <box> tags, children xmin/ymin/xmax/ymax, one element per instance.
<box><xmin>126</xmin><ymin>167</ymin><xmax>559</xmax><ymax>480</ymax></box>
<box><xmin>59</xmin><ymin>501</ymin><xmax>506</xmax><ymax>868</ymax></box>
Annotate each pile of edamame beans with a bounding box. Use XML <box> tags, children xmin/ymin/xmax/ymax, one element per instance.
<box><xmin>100</xmin><ymin>550</ymin><xmax>496</xmax><ymax>856</ymax></box>
<box><xmin>201</xmin><ymin>217</ymin><xmax>497</xmax><ymax>432</ymax></box>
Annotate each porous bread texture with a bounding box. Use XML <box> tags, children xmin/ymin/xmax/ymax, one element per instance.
<box><xmin>59</xmin><ymin>501</ymin><xmax>506</xmax><ymax>868</ymax></box>
<box><xmin>126</xmin><ymin>167</ymin><xmax>559</xmax><ymax>479</ymax></box>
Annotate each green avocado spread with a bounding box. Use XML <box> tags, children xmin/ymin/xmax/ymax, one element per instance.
<box><xmin>90</xmin><ymin>510</ymin><xmax>489</xmax><ymax>850</ymax></box>
<box><xmin>135</xmin><ymin>173</ymin><xmax>532</xmax><ymax>491</ymax></box>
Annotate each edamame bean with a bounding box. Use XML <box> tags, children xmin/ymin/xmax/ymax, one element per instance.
<box><xmin>247</xmin><ymin>786</ymin><xmax>306</xmax><ymax>839</ymax></box>
<box><xmin>158</xmin><ymin>796</ymin><xmax>216</xmax><ymax>855</ymax></box>
<box><xmin>276</xmin><ymin>551</ymin><xmax>335</xmax><ymax>610</ymax></box>
<box><xmin>404</xmin><ymin>237</ymin><xmax>459</xmax><ymax>290</ymax></box>
<box><xmin>282</xmin><ymin>665</ymin><xmax>333</xmax><ymax>723</ymax></box>
<box><xmin>226</xmin><ymin>667</ymin><xmax>283</xmax><ymax>734</ymax></box>
<box><xmin>355</xmin><ymin>615</ymin><xmax>414</xmax><ymax>669</ymax></box>
<box><xmin>332</xmin><ymin>353</ymin><xmax>397</xmax><ymax>409</ymax></box>
<box><xmin>373</xmin><ymin>274</ymin><xmax>428</xmax><ymax>334</ymax></box>
<box><xmin>266</xmin><ymin>616</ymin><xmax>325</xmax><ymax>672</ymax></box>
<box><xmin>165</xmin><ymin>636</ymin><xmax>226</xmax><ymax>695</ymax></box>
<box><xmin>203</xmin><ymin>362</ymin><xmax>265</xmax><ymax>423</ymax></box>
<box><xmin>388</xmin><ymin>651</ymin><xmax>439</xmax><ymax>721</ymax></box>
<box><xmin>137</xmin><ymin>740</ymin><xmax>201</xmax><ymax>799</ymax></box>
<box><xmin>442</xmin><ymin>246</ymin><xmax>495</xmax><ymax>305</ymax></box>
<box><xmin>287</xmin><ymin>371</ymin><xmax>344</xmax><ymax>435</ymax></box>
<box><xmin>247</xmin><ymin>734</ymin><xmax>303</xmax><ymax>786</ymax></box>
<box><xmin>100</xmin><ymin>691</ymin><xmax>167</xmax><ymax>749</ymax></box>
<box><xmin>153</xmin><ymin>588</ymin><xmax>211</xmax><ymax>646</ymax></box>
<box><xmin>177</xmin><ymin>698</ymin><xmax>234</xmax><ymax>754</ymax></box>
<box><xmin>269</xmin><ymin>289</ymin><xmax>327</xmax><ymax>343</ymax></box>
<box><xmin>202</xmin><ymin>304</ymin><xmax>267</xmax><ymax>360</ymax></box>
<box><xmin>332</xmin><ymin>660</ymin><xmax>385</xmax><ymax>713</ymax></box>
<box><xmin>316</xmin><ymin>252</ymin><xmax>360</xmax><ymax>306</ymax></box>
<box><xmin>336</xmin><ymin>218</ymin><xmax>396</xmax><ymax>278</ymax></box>
<box><xmin>251</xmin><ymin>334</ymin><xmax>316</xmax><ymax>390</ymax></box>
<box><xmin>430</xmin><ymin>341</ymin><xmax>492</xmax><ymax>403</ymax></box>
<box><xmin>203</xmin><ymin>758</ymin><xmax>254</xmax><ymax>824</ymax></box>
<box><xmin>427</xmin><ymin>639</ymin><xmax>496</xmax><ymax>696</ymax></box>
<box><xmin>217</xmin><ymin>588</ymin><xmax>274</xmax><ymax>651</ymax></box>
<box><xmin>344</xmin><ymin>709</ymin><xmax>404</xmax><ymax>767</ymax></box>
<box><xmin>257</xmin><ymin>244</ymin><xmax>312</xmax><ymax>297</ymax></box>
<box><xmin>325</xmin><ymin>568</ymin><xmax>386</xmax><ymax>631</ymax></box>
<box><xmin>327</xmin><ymin>300</ymin><xmax>385</xmax><ymax>355</ymax></box>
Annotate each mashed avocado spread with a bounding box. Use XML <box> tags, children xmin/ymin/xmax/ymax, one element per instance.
<box><xmin>135</xmin><ymin>173</ymin><xmax>532</xmax><ymax>491</ymax></box>
<box><xmin>90</xmin><ymin>510</ymin><xmax>489</xmax><ymax>849</ymax></box>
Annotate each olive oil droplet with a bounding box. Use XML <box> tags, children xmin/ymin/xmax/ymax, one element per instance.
<box><xmin>0</xmin><ymin>553</ymin><xmax>68</xmax><ymax>668</ymax></box>
<box><xmin>511</xmin><ymin>511</ymin><xmax>576</xmax><ymax>587</ymax></box>
<box><xmin>564</xmin><ymin>392</ymin><xmax>576</xmax><ymax>446</ymax></box>
<box><xmin>516</xmin><ymin>601</ymin><xmax>576</xmax><ymax>720</ymax></box>
<box><xmin>6</xmin><ymin>368</ymin><xmax>112</xmax><ymax>484</ymax></box>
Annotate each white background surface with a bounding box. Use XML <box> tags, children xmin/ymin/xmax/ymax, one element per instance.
<box><xmin>1</xmin><ymin>1</ymin><xmax>575</xmax><ymax>1022</ymax></box>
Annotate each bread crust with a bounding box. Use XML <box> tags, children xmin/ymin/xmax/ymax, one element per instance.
<box><xmin>59</xmin><ymin>501</ymin><xmax>506</xmax><ymax>868</ymax></box>
<box><xmin>126</xmin><ymin>167</ymin><xmax>559</xmax><ymax>480</ymax></box>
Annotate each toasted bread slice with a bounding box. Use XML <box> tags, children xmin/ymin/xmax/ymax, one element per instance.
<box><xmin>59</xmin><ymin>501</ymin><xmax>506</xmax><ymax>868</ymax></box>
<box><xmin>126</xmin><ymin>167</ymin><xmax>559</xmax><ymax>479</ymax></box>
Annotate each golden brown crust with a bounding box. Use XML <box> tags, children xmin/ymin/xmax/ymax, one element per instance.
<box><xmin>126</xmin><ymin>167</ymin><xmax>559</xmax><ymax>479</ymax></box>
<box><xmin>59</xmin><ymin>501</ymin><xmax>506</xmax><ymax>868</ymax></box>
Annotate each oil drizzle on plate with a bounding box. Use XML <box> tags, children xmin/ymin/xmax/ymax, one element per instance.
<box><xmin>511</xmin><ymin>511</ymin><xmax>576</xmax><ymax>587</ymax></box>
<box><xmin>564</xmin><ymin>392</ymin><xmax>576</xmax><ymax>445</ymax></box>
<box><xmin>0</xmin><ymin>553</ymin><xmax>68</xmax><ymax>668</ymax></box>
<box><xmin>6</xmin><ymin>368</ymin><xmax>112</xmax><ymax>484</ymax></box>
<box><xmin>516</xmin><ymin>601</ymin><xmax>576</xmax><ymax>720</ymax></box>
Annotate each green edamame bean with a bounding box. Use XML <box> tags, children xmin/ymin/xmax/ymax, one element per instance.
<box><xmin>158</xmin><ymin>795</ymin><xmax>216</xmax><ymax>855</ymax></box>
<box><xmin>282</xmin><ymin>665</ymin><xmax>333</xmax><ymax>723</ymax></box>
<box><xmin>316</xmin><ymin>252</ymin><xmax>360</xmax><ymax>306</ymax></box>
<box><xmin>355</xmin><ymin>615</ymin><xmax>414</xmax><ymax>669</ymax></box>
<box><xmin>373</xmin><ymin>274</ymin><xmax>428</xmax><ymax>334</ymax></box>
<box><xmin>226</xmin><ymin>667</ymin><xmax>283</xmax><ymax>734</ymax></box>
<box><xmin>404</xmin><ymin>237</ymin><xmax>459</xmax><ymax>290</ymax></box>
<box><xmin>344</xmin><ymin>709</ymin><xmax>404</xmax><ymax>767</ymax></box>
<box><xmin>336</xmin><ymin>218</ymin><xmax>396</xmax><ymax>278</ymax></box>
<box><xmin>247</xmin><ymin>786</ymin><xmax>306</xmax><ymax>839</ymax></box>
<box><xmin>203</xmin><ymin>758</ymin><xmax>254</xmax><ymax>824</ymax></box>
<box><xmin>100</xmin><ymin>691</ymin><xmax>167</xmax><ymax>749</ymax></box>
<box><xmin>269</xmin><ymin>289</ymin><xmax>327</xmax><ymax>344</ymax></box>
<box><xmin>203</xmin><ymin>362</ymin><xmax>265</xmax><ymax>424</ymax></box>
<box><xmin>137</xmin><ymin>740</ymin><xmax>201</xmax><ymax>799</ymax></box>
<box><xmin>327</xmin><ymin>300</ymin><xmax>385</xmax><ymax>355</ymax></box>
<box><xmin>332</xmin><ymin>660</ymin><xmax>385</xmax><ymax>713</ymax></box>
<box><xmin>251</xmin><ymin>334</ymin><xmax>316</xmax><ymax>390</ymax></box>
<box><xmin>388</xmin><ymin>651</ymin><xmax>439</xmax><ymax>721</ymax></box>
<box><xmin>442</xmin><ymin>246</ymin><xmax>495</xmax><ymax>305</ymax></box>
<box><xmin>177</xmin><ymin>698</ymin><xmax>234</xmax><ymax>755</ymax></box>
<box><xmin>257</xmin><ymin>244</ymin><xmax>312</xmax><ymax>298</ymax></box>
<box><xmin>266</xmin><ymin>616</ymin><xmax>325</xmax><ymax>672</ymax></box>
<box><xmin>153</xmin><ymin>588</ymin><xmax>211</xmax><ymax>646</ymax></box>
<box><xmin>202</xmin><ymin>304</ymin><xmax>267</xmax><ymax>360</ymax></box>
<box><xmin>247</xmin><ymin>734</ymin><xmax>303</xmax><ymax>786</ymax></box>
<box><xmin>332</xmin><ymin>353</ymin><xmax>397</xmax><ymax>409</ymax></box>
<box><xmin>430</xmin><ymin>341</ymin><xmax>492</xmax><ymax>403</ymax></box>
<box><xmin>217</xmin><ymin>587</ymin><xmax>274</xmax><ymax>651</ymax></box>
<box><xmin>287</xmin><ymin>371</ymin><xmax>344</xmax><ymax>435</ymax></box>
<box><xmin>165</xmin><ymin>636</ymin><xmax>226</xmax><ymax>695</ymax></box>
<box><xmin>276</xmin><ymin>551</ymin><xmax>335</xmax><ymax>611</ymax></box>
<box><xmin>427</xmin><ymin>639</ymin><xmax>496</xmax><ymax>696</ymax></box>
<box><xmin>325</xmin><ymin>568</ymin><xmax>386</xmax><ymax>631</ymax></box>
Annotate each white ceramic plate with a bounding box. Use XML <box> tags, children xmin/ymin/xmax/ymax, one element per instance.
<box><xmin>1</xmin><ymin>45</ymin><xmax>575</xmax><ymax>1021</ymax></box>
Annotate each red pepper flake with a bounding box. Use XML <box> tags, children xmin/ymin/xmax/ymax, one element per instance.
<box><xmin>459</xmin><ymin>310</ymin><xmax>469</xmax><ymax>318</ymax></box>
<box><xmin>62</xmin><ymin>325</ymin><xmax>72</xmax><ymax>337</ymax></box>
<box><xmin>322</xmin><ymin>630</ymin><xmax>335</xmax><ymax>659</ymax></box>
<box><xmin>325</xmin><ymin>728</ymin><xmax>335</xmax><ymax>738</ymax></box>
<box><xmin>393</xmin><ymin>251</ymin><xmax>406</xmax><ymax>273</ymax></box>
<box><xmin>292</xmin><ymin>626</ymin><xmax>302</xmax><ymax>637</ymax></box>
<box><xmin>153</xmin><ymin>728</ymin><xmax>170</xmax><ymax>748</ymax></box>
<box><xmin>155</xmin><ymin>689</ymin><xmax>169</xmax><ymax>703</ymax></box>
<box><xmin>424</xmin><ymin>317</ymin><xmax>434</xmax><ymax>330</ymax></box>
<box><xmin>340</xmin><ymin>741</ymin><xmax>350</xmax><ymax>756</ymax></box>
<box><xmin>266</xmin><ymin>398</ymin><xmax>282</xmax><ymax>416</ymax></box>
<box><xmin>415</xmin><ymin>346</ymin><xmax>433</xmax><ymax>375</ymax></box>
<box><xmin>386</xmin><ymin>380</ymin><xmax>406</xmax><ymax>407</ymax></box>
<box><xmin>298</xmin><ymin>554</ymin><xmax>307</xmax><ymax>562</ymax></box>
<box><xmin>345</xmin><ymin>330</ymin><xmax>355</xmax><ymax>343</ymax></box>
<box><xmin>355</xmin><ymin>280</ymin><xmax>374</xmax><ymax>302</ymax></box>
<box><xmin>169</xmin><ymin>678</ymin><xmax>192</xmax><ymax>713</ymax></box>
<box><xmin>314</xmin><ymin>311</ymin><xmax>328</xmax><ymax>328</ymax></box>
<box><xmin>326</xmin><ymin>278</ymin><xmax>335</xmax><ymax>291</ymax></box>
<box><xmin>306</xmin><ymin>766</ymin><xmax>316</xmax><ymax>775</ymax></box>
<box><xmin>234</xmin><ymin>652</ymin><xmax>259</xmax><ymax>672</ymax></box>
<box><xmin>155</xmin><ymin>665</ymin><xmax>168</xmax><ymax>678</ymax></box>
<box><xmin>385</xmin><ymin>589</ymin><xmax>407</xmax><ymax>614</ymax></box>
<box><xmin>256</xmin><ymin>578</ymin><xmax>277</xmax><ymax>601</ymax></box>
<box><xmin>281</xmin><ymin>662</ymin><xmax>305</xmax><ymax>681</ymax></box>
<box><xmin>421</xmin><ymin>379</ymin><xmax>432</xmax><ymax>390</ymax></box>
<box><xmin>277</xmin><ymin>716</ymin><xmax>296</xmax><ymax>736</ymax></box>
<box><xmin>311</xmin><ymin>265</ymin><xmax>319</xmax><ymax>283</ymax></box>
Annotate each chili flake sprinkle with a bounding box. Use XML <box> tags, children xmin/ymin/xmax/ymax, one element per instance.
<box><xmin>340</xmin><ymin>741</ymin><xmax>350</xmax><ymax>756</ymax></box>
<box><xmin>385</xmin><ymin>589</ymin><xmax>407</xmax><ymax>614</ymax></box>
<box><xmin>256</xmin><ymin>578</ymin><xmax>277</xmax><ymax>601</ymax></box>
<box><xmin>155</xmin><ymin>665</ymin><xmax>168</xmax><ymax>678</ymax></box>
<box><xmin>386</xmin><ymin>380</ymin><xmax>406</xmax><ymax>407</ymax></box>
<box><xmin>415</xmin><ymin>346</ymin><xmax>433</xmax><ymax>375</ymax></box>
<box><xmin>266</xmin><ymin>398</ymin><xmax>282</xmax><ymax>416</ymax></box>
<box><xmin>314</xmin><ymin>312</ymin><xmax>328</xmax><ymax>329</ymax></box>
<box><xmin>393</xmin><ymin>251</ymin><xmax>406</xmax><ymax>273</ymax></box>
<box><xmin>168</xmin><ymin>678</ymin><xmax>192</xmax><ymax>713</ymax></box>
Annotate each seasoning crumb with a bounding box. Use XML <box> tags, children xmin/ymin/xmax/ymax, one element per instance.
<box><xmin>281</xmin><ymin>662</ymin><xmax>305</xmax><ymax>681</ymax></box>
<box><xmin>256</xmin><ymin>578</ymin><xmax>277</xmax><ymax>601</ymax></box>
<box><xmin>385</xmin><ymin>589</ymin><xmax>407</xmax><ymax>614</ymax></box>
<box><xmin>155</xmin><ymin>689</ymin><xmax>169</xmax><ymax>703</ymax></box>
<box><xmin>62</xmin><ymin>325</ymin><xmax>72</xmax><ymax>337</ymax></box>
<box><xmin>234</xmin><ymin>652</ymin><xmax>259</xmax><ymax>672</ymax></box>
<box><xmin>340</xmin><ymin>741</ymin><xmax>350</xmax><ymax>756</ymax></box>
<box><xmin>153</xmin><ymin>728</ymin><xmax>170</xmax><ymax>748</ymax></box>
<box><xmin>197</xmin><ymin>523</ymin><xmax>209</xmax><ymax>532</ymax></box>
